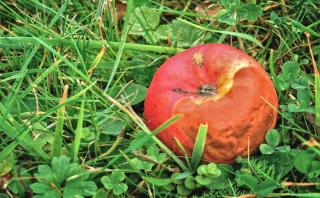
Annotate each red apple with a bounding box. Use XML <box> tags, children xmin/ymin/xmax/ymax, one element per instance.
<box><xmin>144</xmin><ymin>44</ymin><xmax>278</xmax><ymax>163</ymax></box>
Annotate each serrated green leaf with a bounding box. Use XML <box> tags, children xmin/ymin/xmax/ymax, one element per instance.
<box><xmin>8</xmin><ymin>168</ymin><xmax>31</xmax><ymax>195</ymax></box>
<box><xmin>32</xmin><ymin>156</ymin><xmax>95</xmax><ymax>198</ymax></box>
<box><xmin>30</xmin><ymin>183</ymin><xmax>60</xmax><ymax>198</ymax></box>
<box><xmin>64</xmin><ymin>180</ymin><xmax>97</xmax><ymax>198</ymax></box>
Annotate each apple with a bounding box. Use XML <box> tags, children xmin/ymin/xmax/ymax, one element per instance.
<box><xmin>144</xmin><ymin>44</ymin><xmax>278</xmax><ymax>163</ymax></box>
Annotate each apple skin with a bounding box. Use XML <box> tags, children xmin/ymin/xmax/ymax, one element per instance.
<box><xmin>144</xmin><ymin>44</ymin><xmax>278</xmax><ymax>164</ymax></box>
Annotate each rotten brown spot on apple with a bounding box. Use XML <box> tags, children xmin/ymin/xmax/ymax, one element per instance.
<box><xmin>192</xmin><ymin>52</ymin><xmax>204</xmax><ymax>67</ymax></box>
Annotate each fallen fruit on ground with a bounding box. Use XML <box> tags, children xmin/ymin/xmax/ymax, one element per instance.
<box><xmin>144</xmin><ymin>44</ymin><xmax>278</xmax><ymax>163</ymax></box>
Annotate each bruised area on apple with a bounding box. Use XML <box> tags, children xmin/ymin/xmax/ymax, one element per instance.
<box><xmin>144</xmin><ymin>44</ymin><xmax>278</xmax><ymax>164</ymax></box>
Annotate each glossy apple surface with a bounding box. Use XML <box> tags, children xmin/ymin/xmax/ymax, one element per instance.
<box><xmin>144</xmin><ymin>44</ymin><xmax>278</xmax><ymax>163</ymax></box>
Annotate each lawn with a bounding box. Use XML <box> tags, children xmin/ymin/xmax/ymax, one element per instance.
<box><xmin>0</xmin><ymin>0</ymin><xmax>319</xmax><ymax>197</ymax></box>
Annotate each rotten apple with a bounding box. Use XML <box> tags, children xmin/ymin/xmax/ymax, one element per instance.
<box><xmin>144</xmin><ymin>44</ymin><xmax>278</xmax><ymax>163</ymax></box>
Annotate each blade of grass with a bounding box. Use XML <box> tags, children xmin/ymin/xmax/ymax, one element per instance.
<box><xmin>191</xmin><ymin>124</ymin><xmax>208</xmax><ymax>170</ymax></box>
<box><xmin>28</xmin><ymin>81</ymin><xmax>97</xmax><ymax>127</ymax></box>
<box><xmin>0</xmin><ymin>142</ymin><xmax>17</xmax><ymax>162</ymax></box>
<box><xmin>0</xmin><ymin>45</ymin><xmax>39</xmax><ymax>130</ymax></box>
<box><xmin>294</xmin><ymin>133</ymin><xmax>320</xmax><ymax>156</ymax></box>
<box><xmin>72</xmin><ymin>99</ymin><xmax>85</xmax><ymax>162</ymax></box>
<box><xmin>128</xmin><ymin>114</ymin><xmax>183</xmax><ymax>150</ymax></box>
<box><xmin>0</xmin><ymin>0</ymin><xmax>67</xmax><ymax>118</ymax></box>
<box><xmin>268</xmin><ymin>49</ymin><xmax>280</xmax><ymax>93</ymax></box>
<box><xmin>177</xmin><ymin>18</ymin><xmax>263</xmax><ymax>47</ymax></box>
<box><xmin>0</xmin><ymin>37</ymin><xmax>184</xmax><ymax>54</ymax></box>
<box><xmin>87</xmin><ymin>47</ymin><xmax>106</xmax><ymax>76</ymax></box>
<box><xmin>16</xmin><ymin>57</ymin><xmax>64</xmax><ymax>102</ymax></box>
<box><xmin>174</xmin><ymin>137</ymin><xmax>191</xmax><ymax>169</ymax></box>
<box><xmin>290</xmin><ymin>19</ymin><xmax>320</xmax><ymax>38</ymax></box>
<box><xmin>53</xmin><ymin>85</ymin><xmax>69</xmax><ymax>157</ymax></box>
<box><xmin>105</xmin><ymin>0</ymin><xmax>135</xmax><ymax>91</ymax></box>
<box><xmin>305</xmin><ymin>33</ymin><xmax>319</xmax><ymax>130</ymax></box>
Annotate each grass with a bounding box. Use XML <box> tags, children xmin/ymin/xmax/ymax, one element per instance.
<box><xmin>0</xmin><ymin>0</ymin><xmax>319</xmax><ymax>197</ymax></box>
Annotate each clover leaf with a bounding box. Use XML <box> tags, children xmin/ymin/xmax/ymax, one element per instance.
<box><xmin>129</xmin><ymin>6</ymin><xmax>161</xmax><ymax>43</ymax></box>
<box><xmin>266</xmin><ymin>129</ymin><xmax>280</xmax><ymax>147</ymax></box>
<box><xmin>260</xmin><ymin>129</ymin><xmax>291</xmax><ymax>155</ymax></box>
<box><xmin>239</xmin><ymin>3</ymin><xmax>263</xmax><ymax>21</ymax></box>
<box><xmin>195</xmin><ymin>163</ymin><xmax>221</xmax><ymax>186</ymax></box>
<box><xmin>130</xmin><ymin>158</ymin><xmax>154</xmax><ymax>171</ymax></box>
<box><xmin>147</xmin><ymin>144</ymin><xmax>167</xmax><ymax>163</ymax></box>
<box><xmin>217</xmin><ymin>0</ymin><xmax>263</xmax><ymax>25</ymax></box>
<box><xmin>101</xmin><ymin>170</ymin><xmax>128</xmax><ymax>195</ymax></box>
<box><xmin>169</xmin><ymin>19</ymin><xmax>204</xmax><ymax>47</ymax></box>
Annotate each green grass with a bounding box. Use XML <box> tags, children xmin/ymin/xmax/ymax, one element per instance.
<box><xmin>0</xmin><ymin>0</ymin><xmax>319</xmax><ymax>197</ymax></box>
